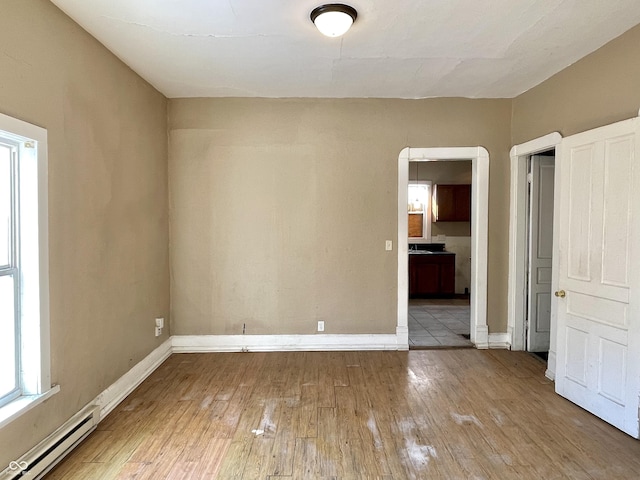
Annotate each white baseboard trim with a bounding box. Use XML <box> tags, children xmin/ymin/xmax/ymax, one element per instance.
<box><xmin>172</xmin><ymin>334</ymin><xmax>402</xmax><ymax>353</ymax></box>
<box><xmin>93</xmin><ymin>339</ymin><xmax>172</xmax><ymax>419</ymax></box>
<box><xmin>545</xmin><ymin>350</ymin><xmax>557</xmax><ymax>381</ymax></box>
<box><xmin>473</xmin><ymin>325</ymin><xmax>490</xmax><ymax>349</ymax></box>
<box><xmin>396</xmin><ymin>326</ymin><xmax>409</xmax><ymax>351</ymax></box>
<box><xmin>488</xmin><ymin>333</ymin><xmax>510</xmax><ymax>349</ymax></box>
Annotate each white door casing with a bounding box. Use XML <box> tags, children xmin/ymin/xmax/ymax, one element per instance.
<box><xmin>508</xmin><ymin>133</ymin><xmax>562</xmax><ymax>375</ymax></box>
<box><xmin>397</xmin><ymin>147</ymin><xmax>489</xmax><ymax>349</ymax></box>
<box><xmin>554</xmin><ymin>117</ymin><xmax>640</xmax><ymax>438</ymax></box>
<box><xmin>527</xmin><ymin>156</ymin><xmax>555</xmax><ymax>352</ymax></box>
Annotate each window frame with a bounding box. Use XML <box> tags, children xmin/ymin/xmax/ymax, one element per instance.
<box><xmin>0</xmin><ymin>138</ymin><xmax>22</xmax><ymax>408</ymax></box>
<box><xmin>0</xmin><ymin>112</ymin><xmax>56</xmax><ymax>429</ymax></box>
<box><xmin>407</xmin><ymin>180</ymin><xmax>432</xmax><ymax>241</ymax></box>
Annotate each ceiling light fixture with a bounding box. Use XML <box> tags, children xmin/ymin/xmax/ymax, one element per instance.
<box><xmin>310</xmin><ymin>4</ymin><xmax>357</xmax><ymax>38</ymax></box>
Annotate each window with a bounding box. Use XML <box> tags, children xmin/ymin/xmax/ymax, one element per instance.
<box><xmin>0</xmin><ymin>113</ymin><xmax>55</xmax><ymax>427</ymax></box>
<box><xmin>408</xmin><ymin>181</ymin><xmax>432</xmax><ymax>240</ymax></box>
<box><xmin>0</xmin><ymin>137</ymin><xmax>20</xmax><ymax>406</ymax></box>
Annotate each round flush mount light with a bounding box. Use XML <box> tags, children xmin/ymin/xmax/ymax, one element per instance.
<box><xmin>310</xmin><ymin>4</ymin><xmax>357</xmax><ymax>38</ymax></box>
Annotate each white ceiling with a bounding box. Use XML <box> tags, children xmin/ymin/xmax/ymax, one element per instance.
<box><xmin>50</xmin><ymin>0</ymin><xmax>640</xmax><ymax>99</ymax></box>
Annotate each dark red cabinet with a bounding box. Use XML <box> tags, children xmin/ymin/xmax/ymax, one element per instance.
<box><xmin>409</xmin><ymin>253</ymin><xmax>455</xmax><ymax>297</ymax></box>
<box><xmin>433</xmin><ymin>184</ymin><xmax>471</xmax><ymax>222</ymax></box>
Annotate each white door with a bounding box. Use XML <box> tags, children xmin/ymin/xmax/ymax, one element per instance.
<box><xmin>554</xmin><ymin>117</ymin><xmax>640</xmax><ymax>438</ymax></box>
<box><xmin>527</xmin><ymin>155</ymin><xmax>555</xmax><ymax>352</ymax></box>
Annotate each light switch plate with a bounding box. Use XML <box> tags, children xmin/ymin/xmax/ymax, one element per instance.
<box><xmin>385</xmin><ymin>240</ymin><xmax>393</xmax><ymax>251</ymax></box>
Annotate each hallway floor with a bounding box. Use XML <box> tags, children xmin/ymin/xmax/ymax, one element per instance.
<box><xmin>408</xmin><ymin>298</ymin><xmax>472</xmax><ymax>348</ymax></box>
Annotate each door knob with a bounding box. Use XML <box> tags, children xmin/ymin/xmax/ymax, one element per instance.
<box><xmin>555</xmin><ymin>290</ymin><xmax>566</xmax><ymax>298</ymax></box>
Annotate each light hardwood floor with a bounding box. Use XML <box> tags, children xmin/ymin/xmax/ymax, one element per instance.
<box><xmin>46</xmin><ymin>350</ymin><xmax>640</xmax><ymax>479</ymax></box>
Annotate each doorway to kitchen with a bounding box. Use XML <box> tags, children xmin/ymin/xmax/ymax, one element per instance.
<box><xmin>407</xmin><ymin>160</ymin><xmax>473</xmax><ymax>348</ymax></box>
<box><xmin>397</xmin><ymin>147</ymin><xmax>489</xmax><ymax>350</ymax></box>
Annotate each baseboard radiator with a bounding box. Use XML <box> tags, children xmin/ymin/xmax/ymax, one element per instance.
<box><xmin>1</xmin><ymin>405</ymin><xmax>100</xmax><ymax>480</ymax></box>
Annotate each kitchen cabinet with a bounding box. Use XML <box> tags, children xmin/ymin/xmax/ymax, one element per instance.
<box><xmin>409</xmin><ymin>253</ymin><xmax>455</xmax><ymax>297</ymax></box>
<box><xmin>433</xmin><ymin>184</ymin><xmax>471</xmax><ymax>222</ymax></box>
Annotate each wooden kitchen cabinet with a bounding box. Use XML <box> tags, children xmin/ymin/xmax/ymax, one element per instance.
<box><xmin>409</xmin><ymin>253</ymin><xmax>455</xmax><ymax>297</ymax></box>
<box><xmin>433</xmin><ymin>184</ymin><xmax>471</xmax><ymax>222</ymax></box>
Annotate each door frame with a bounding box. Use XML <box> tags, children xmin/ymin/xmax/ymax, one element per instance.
<box><xmin>397</xmin><ymin>147</ymin><xmax>489</xmax><ymax>349</ymax></box>
<box><xmin>526</xmin><ymin>155</ymin><xmax>555</xmax><ymax>352</ymax></box>
<box><xmin>507</xmin><ymin>132</ymin><xmax>561</xmax><ymax>376</ymax></box>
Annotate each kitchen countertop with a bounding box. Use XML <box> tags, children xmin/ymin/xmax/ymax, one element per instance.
<box><xmin>409</xmin><ymin>250</ymin><xmax>455</xmax><ymax>255</ymax></box>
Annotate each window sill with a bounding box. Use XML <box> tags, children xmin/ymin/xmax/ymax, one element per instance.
<box><xmin>0</xmin><ymin>385</ymin><xmax>60</xmax><ymax>429</ymax></box>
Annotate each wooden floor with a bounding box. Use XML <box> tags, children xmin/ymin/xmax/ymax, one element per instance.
<box><xmin>46</xmin><ymin>350</ymin><xmax>640</xmax><ymax>479</ymax></box>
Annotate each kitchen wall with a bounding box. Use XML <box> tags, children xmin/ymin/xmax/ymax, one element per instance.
<box><xmin>409</xmin><ymin>160</ymin><xmax>472</xmax><ymax>238</ymax></box>
<box><xmin>0</xmin><ymin>0</ymin><xmax>169</xmax><ymax>467</ymax></box>
<box><xmin>409</xmin><ymin>160</ymin><xmax>471</xmax><ymax>294</ymax></box>
<box><xmin>169</xmin><ymin>98</ymin><xmax>512</xmax><ymax>336</ymax></box>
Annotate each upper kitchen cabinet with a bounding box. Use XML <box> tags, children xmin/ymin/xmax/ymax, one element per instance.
<box><xmin>433</xmin><ymin>184</ymin><xmax>471</xmax><ymax>222</ymax></box>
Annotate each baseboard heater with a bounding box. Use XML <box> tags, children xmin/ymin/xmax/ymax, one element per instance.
<box><xmin>1</xmin><ymin>405</ymin><xmax>100</xmax><ymax>480</ymax></box>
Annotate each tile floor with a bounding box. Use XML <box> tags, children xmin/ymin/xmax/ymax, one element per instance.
<box><xmin>408</xmin><ymin>298</ymin><xmax>472</xmax><ymax>348</ymax></box>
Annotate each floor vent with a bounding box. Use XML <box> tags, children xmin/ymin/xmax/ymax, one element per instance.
<box><xmin>1</xmin><ymin>405</ymin><xmax>99</xmax><ymax>480</ymax></box>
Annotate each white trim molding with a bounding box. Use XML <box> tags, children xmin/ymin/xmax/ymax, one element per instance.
<box><xmin>0</xmin><ymin>386</ymin><xmax>60</xmax><ymax>430</ymax></box>
<box><xmin>172</xmin><ymin>334</ymin><xmax>402</xmax><ymax>353</ymax></box>
<box><xmin>93</xmin><ymin>339</ymin><xmax>172</xmax><ymax>419</ymax></box>
<box><xmin>508</xmin><ymin>132</ymin><xmax>562</xmax><ymax>354</ymax></box>
<box><xmin>474</xmin><ymin>326</ymin><xmax>490</xmax><ymax>349</ymax></box>
<box><xmin>395</xmin><ymin>326</ymin><xmax>409</xmax><ymax>351</ymax></box>
<box><xmin>545</xmin><ymin>350</ymin><xmax>557</xmax><ymax>381</ymax></box>
<box><xmin>488</xmin><ymin>333</ymin><xmax>511</xmax><ymax>349</ymax></box>
<box><xmin>398</xmin><ymin>146</ymin><xmax>489</xmax><ymax>349</ymax></box>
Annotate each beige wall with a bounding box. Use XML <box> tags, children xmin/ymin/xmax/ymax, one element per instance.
<box><xmin>0</xmin><ymin>0</ymin><xmax>169</xmax><ymax>466</ymax></box>
<box><xmin>169</xmin><ymin>98</ymin><xmax>512</xmax><ymax>336</ymax></box>
<box><xmin>512</xmin><ymin>23</ymin><xmax>640</xmax><ymax>144</ymax></box>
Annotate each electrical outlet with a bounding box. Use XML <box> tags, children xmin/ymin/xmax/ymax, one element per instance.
<box><xmin>155</xmin><ymin>317</ymin><xmax>164</xmax><ymax>337</ymax></box>
<box><xmin>317</xmin><ymin>321</ymin><xmax>325</xmax><ymax>332</ymax></box>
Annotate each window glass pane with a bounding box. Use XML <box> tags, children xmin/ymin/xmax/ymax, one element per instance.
<box><xmin>0</xmin><ymin>144</ymin><xmax>11</xmax><ymax>267</ymax></box>
<box><xmin>0</xmin><ymin>275</ymin><xmax>17</xmax><ymax>399</ymax></box>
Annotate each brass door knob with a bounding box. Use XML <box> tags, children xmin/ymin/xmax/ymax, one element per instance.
<box><xmin>555</xmin><ymin>290</ymin><xmax>566</xmax><ymax>298</ymax></box>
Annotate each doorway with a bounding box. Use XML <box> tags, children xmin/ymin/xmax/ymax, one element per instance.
<box><xmin>508</xmin><ymin>133</ymin><xmax>562</xmax><ymax>378</ymax></box>
<box><xmin>407</xmin><ymin>160</ymin><xmax>473</xmax><ymax>348</ymax></box>
<box><xmin>525</xmin><ymin>152</ymin><xmax>555</xmax><ymax>354</ymax></box>
<box><xmin>397</xmin><ymin>147</ymin><xmax>489</xmax><ymax>350</ymax></box>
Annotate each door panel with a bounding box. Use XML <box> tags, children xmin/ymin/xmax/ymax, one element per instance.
<box><xmin>527</xmin><ymin>155</ymin><xmax>554</xmax><ymax>352</ymax></box>
<box><xmin>555</xmin><ymin>117</ymin><xmax>640</xmax><ymax>438</ymax></box>
<box><xmin>602</xmin><ymin>136</ymin><xmax>633</xmax><ymax>287</ymax></box>
<box><xmin>567</xmin><ymin>146</ymin><xmax>594</xmax><ymax>282</ymax></box>
<box><xmin>535</xmin><ymin>293</ymin><xmax>551</xmax><ymax>332</ymax></box>
<box><xmin>598</xmin><ymin>338</ymin><xmax>626</xmax><ymax>404</ymax></box>
<box><xmin>565</xmin><ymin>327</ymin><xmax>588</xmax><ymax>385</ymax></box>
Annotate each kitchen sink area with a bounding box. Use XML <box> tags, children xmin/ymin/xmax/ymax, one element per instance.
<box><xmin>409</xmin><ymin>243</ymin><xmax>455</xmax><ymax>298</ymax></box>
<box><xmin>409</xmin><ymin>242</ymin><xmax>448</xmax><ymax>253</ymax></box>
